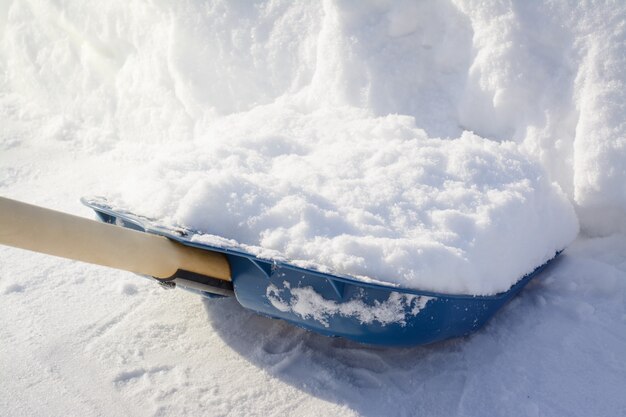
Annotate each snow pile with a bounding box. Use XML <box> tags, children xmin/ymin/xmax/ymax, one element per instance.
<box><xmin>3</xmin><ymin>0</ymin><xmax>626</xmax><ymax>295</ymax></box>
<box><xmin>452</xmin><ymin>1</ymin><xmax>626</xmax><ymax>236</ymax></box>
<box><xmin>115</xmin><ymin>107</ymin><xmax>577</xmax><ymax>295</ymax></box>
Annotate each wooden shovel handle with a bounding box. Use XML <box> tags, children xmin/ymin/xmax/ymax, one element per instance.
<box><xmin>0</xmin><ymin>197</ymin><xmax>231</xmax><ymax>281</ymax></box>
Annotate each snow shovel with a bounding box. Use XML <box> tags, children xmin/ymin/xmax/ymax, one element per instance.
<box><xmin>0</xmin><ymin>196</ymin><xmax>556</xmax><ymax>346</ymax></box>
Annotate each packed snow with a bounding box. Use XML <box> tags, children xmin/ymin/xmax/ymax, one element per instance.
<box><xmin>266</xmin><ymin>281</ymin><xmax>433</xmax><ymax>327</ymax></box>
<box><xmin>105</xmin><ymin>116</ymin><xmax>579</xmax><ymax>295</ymax></box>
<box><xmin>1</xmin><ymin>0</ymin><xmax>626</xmax><ymax>416</ymax></box>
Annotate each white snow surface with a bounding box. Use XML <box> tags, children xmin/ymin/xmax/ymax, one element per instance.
<box><xmin>1</xmin><ymin>1</ymin><xmax>626</xmax><ymax>416</ymax></box>
<box><xmin>0</xmin><ymin>0</ymin><xmax>588</xmax><ymax>295</ymax></box>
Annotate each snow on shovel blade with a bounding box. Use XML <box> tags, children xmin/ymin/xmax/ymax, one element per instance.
<box><xmin>81</xmin><ymin>197</ymin><xmax>557</xmax><ymax>346</ymax></box>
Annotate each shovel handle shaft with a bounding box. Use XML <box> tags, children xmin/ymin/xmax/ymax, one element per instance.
<box><xmin>0</xmin><ymin>197</ymin><xmax>231</xmax><ymax>281</ymax></box>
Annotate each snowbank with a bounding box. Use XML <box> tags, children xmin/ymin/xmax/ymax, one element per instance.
<box><xmin>3</xmin><ymin>0</ymin><xmax>626</xmax><ymax>294</ymax></box>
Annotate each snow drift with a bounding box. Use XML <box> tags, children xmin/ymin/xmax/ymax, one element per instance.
<box><xmin>2</xmin><ymin>0</ymin><xmax>625</xmax><ymax>294</ymax></box>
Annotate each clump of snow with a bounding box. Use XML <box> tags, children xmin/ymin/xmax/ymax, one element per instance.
<box><xmin>266</xmin><ymin>281</ymin><xmax>432</xmax><ymax>327</ymax></box>
<box><xmin>117</xmin><ymin>107</ymin><xmax>576</xmax><ymax>295</ymax></box>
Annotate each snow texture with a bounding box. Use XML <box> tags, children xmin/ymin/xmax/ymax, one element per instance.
<box><xmin>1</xmin><ymin>0</ymin><xmax>626</xmax><ymax>416</ymax></box>
<box><xmin>266</xmin><ymin>281</ymin><xmax>432</xmax><ymax>327</ymax></box>
<box><xmin>1</xmin><ymin>0</ymin><xmax>586</xmax><ymax>295</ymax></box>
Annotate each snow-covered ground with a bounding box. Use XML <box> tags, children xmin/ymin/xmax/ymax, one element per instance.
<box><xmin>1</xmin><ymin>0</ymin><xmax>626</xmax><ymax>416</ymax></box>
<box><xmin>2</xmin><ymin>228</ymin><xmax>626</xmax><ymax>416</ymax></box>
